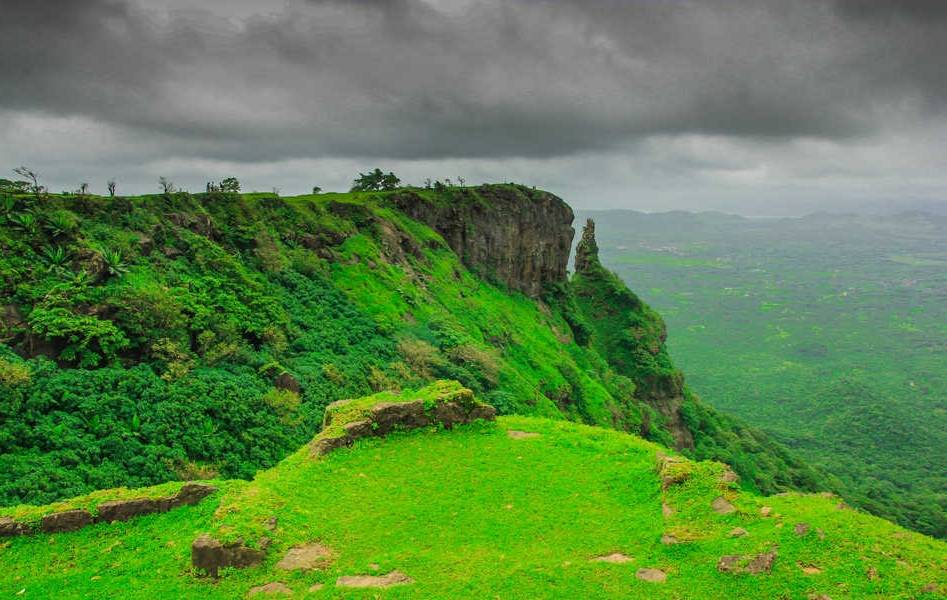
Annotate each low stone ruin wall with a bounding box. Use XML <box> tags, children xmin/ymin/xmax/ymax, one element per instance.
<box><xmin>0</xmin><ymin>483</ymin><xmax>217</xmax><ymax>537</ymax></box>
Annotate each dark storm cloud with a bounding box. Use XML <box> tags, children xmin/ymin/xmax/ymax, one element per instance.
<box><xmin>0</xmin><ymin>0</ymin><xmax>945</xmax><ymax>162</ymax></box>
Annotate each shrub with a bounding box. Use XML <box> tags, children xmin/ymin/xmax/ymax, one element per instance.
<box><xmin>262</xmin><ymin>388</ymin><xmax>302</xmax><ymax>425</ymax></box>
<box><xmin>0</xmin><ymin>358</ymin><xmax>30</xmax><ymax>387</ymax></box>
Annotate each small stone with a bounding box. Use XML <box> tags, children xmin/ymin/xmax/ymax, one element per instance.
<box><xmin>660</xmin><ymin>534</ymin><xmax>682</xmax><ymax>545</ymax></box>
<box><xmin>712</xmin><ymin>496</ymin><xmax>736</xmax><ymax>514</ymax></box>
<box><xmin>308</xmin><ymin>583</ymin><xmax>324</xmax><ymax>592</ymax></box>
<box><xmin>799</xmin><ymin>563</ymin><xmax>822</xmax><ymax>575</ymax></box>
<box><xmin>662</xmin><ymin>503</ymin><xmax>674</xmax><ymax>517</ymax></box>
<box><xmin>275</xmin><ymin>543</ymin><xmax>332</xmax><ymax>571</ymax></box>
<box><xmin>635</xmin><ymin>568</ymin><xmax>667</xmax><ymax>583</ymax></box>
<box><xmin>264</xmin><ymin>517</ymin><xmax>278</xmax><ymax>531</ymax></box>
<box><xmin>248</xmin><ymin>582</ymin><xmax>292</xmax><ymax>596</ymax></box>
<box><xmin>866</xmin><ymin>566</ymin><xmax>879</xmax><ymax>581</ymax></box>
<box><xmin>807</xmin><ymin>594</ymin><xmax>832</xmax><ymax>600</ymax></box>
<box><xmin>336</xmin><ymin>571</ymin><xmax>413</xmax><ymax>588</ymax></box>
<box><xmin>507</xmin><ymin>430</ymin><xmax>540</xmax><ymax>440</ymax></box>
<box><xmin>592</xmin><ymin>553</ymin><xmax>632</xmax><ymax>564</ymax></box>
<box><xmin>729</xmin><ymin>527</ymin><xmax>748</xmax><ymax>537</ymax></box>
<box><xmin>760</xmin><ymin>506</ymin><xmax>772</xmax><ymax>517</ymax></box>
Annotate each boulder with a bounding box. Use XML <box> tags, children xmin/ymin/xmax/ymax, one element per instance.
<box><xmin>274</xmin><ymin>372</ymin><xmax>300</xmax><ymax>393</ymax></box>
<box><xmin>191</xmin><ymin>534</ymin><xmax>266</xmax><ymax>578</ymax></box>
<box><xmin>712</xmin><ymin>496</ymin><xmax>736</xmax><ymax>514</ymax></box>
<box><xmin>0</xmin><ymin>517</ymin><xmax>30</xmax><ymax>537</ymax></box>
<box><xmin>97</xmin><ymin>498</ymin><xmax>163</xmax><ymax>523</ymax></box>
<box><xmin>370</xmin><ymin>400</ymin><xmax>430</xmax><ymax>434</ymax></box>
<box><xmin>40</xmin><ymin>509</ymin><xmax>93</xmax><ymax>533</ymax></box>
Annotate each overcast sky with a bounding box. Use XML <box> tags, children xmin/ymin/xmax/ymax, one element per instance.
<box><xmin>2</xmin><ymin>0</ymin><xmax>946</xmax><ymax>214</ymax></box>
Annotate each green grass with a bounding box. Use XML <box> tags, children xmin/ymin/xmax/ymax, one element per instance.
<box><xmin>2</xmin><ymin>414</ymin><xmax>943</xmax><ymax>599</ymax></box>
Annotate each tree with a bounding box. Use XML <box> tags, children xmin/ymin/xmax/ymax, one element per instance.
<box><xmin>107</xmin><ymin>180</ymin><xmax>116</xmax><ymax>197</ymax></box>
<box><xmin>77</xmin><ymin>182</ymin><xmax>90</xmax><ymax>196</ymax></box>
<box><xmin>350</xmin><ymin>168</ymin><xmax>401</xmax><ymax>192</ymax></box>
<box><xmin>219</xmin><ymin>177</ymin><xmax>240</xmax><ymax>193</ymax></box>
<box><xmin>312</xmin><ymin>186</ymin><xmax>322</xmax><ymax>194</ymax></box>
<box><xmin>159</xmin><ymin>177</ymin><xmax>175</xmax><ymax>194</ymax></box>
<box><xmin>13</xmin><ymin>167</ymin><xmax>41</xmax><ymax>195</ymax></box>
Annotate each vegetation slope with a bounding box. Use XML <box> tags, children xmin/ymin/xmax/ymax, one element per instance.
<box><xmin>1</xmin><ymin>184</ymin><xmax>818</xmax><ymax>508</ymax></box>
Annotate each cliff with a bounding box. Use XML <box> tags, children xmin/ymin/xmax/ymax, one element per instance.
<box><xmin>570</xmin><ymin>218</ymin><xmax>694</xmax><ymax>449</ymax></box>
<box><xmin>391</xmin><ymin>184</ymin><xmax>574</xmax><ymax>297</ymax></box>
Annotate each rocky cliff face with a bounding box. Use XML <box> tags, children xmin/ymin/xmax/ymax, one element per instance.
<box><xmin>391</xmin><ymin>185</ymin><xmax>574</xmax><ymax>297</ymax></box>
<box><xmin>571</xmin><ymin>219</ymin><xmax>694</xmax><ymax>450</ymax></box>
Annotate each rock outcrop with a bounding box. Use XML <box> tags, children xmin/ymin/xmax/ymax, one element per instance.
<box><xmin>571</xmin><ymin>219</ymin><xmax>695</xmax><ymax>450</ymax></box>
<box><xmin>191</xmin><ymin>534</ymin><xmax>266</xmax><ymax>578</ymax></box>
<box><xmin>391</xmin><ymin>185</ymin><xmax>574</xmax><ymax>297</ymax></box>
<box><xmin>0</xmin><ymin>483</ymin><xmax>217</xmax><ymax>538</ymax></box>
<box><xmin>310</xmin><ymin>381</ymin><xmax>496</xmax><ymax>458</ymax></box>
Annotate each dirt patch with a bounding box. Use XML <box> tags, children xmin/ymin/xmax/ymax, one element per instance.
<box><xmin>760</xmin><ymin>506</ymin><xmax>772</xmax><ymax>517</ymax></box>
<box><xmin>661</xmin><ymin>534</ymin><xmax>683</xmax><ymax>545</ymax></box>
<box><xmin>662</xmin><ymin>503</ymin><xmax>674</xmax><ymax>517</ymax></box>
<box><xmin>635</xmin><ymin>568</ymin><xmax>667</xmax><ymax>583</ymax></box>
<box><xmin>866</xmin><ymin>566</ymin><xmax>879</xmax><ymax>581</ymax></box>
<box><xmin>507</xmin><ymin>430</ymin><xmax>540</xmax><ymax>440</ymax></box>
<box><xmin>275</xmin><ymin>543</ymin><xmax>332</xmax><ymax>571</ymax></box>
<box><xmin>591</xmin><ymin>553</ymin><xmax>632</xmax><ymax>563</ymax></box>
<box><xmin>247</xmin><ymin>582</ymin><xmax>292</xmax><ymax>596</ymax></box>
<box><xmin>794</xmin><ymin>522</ymin><xmax>811</xmax><ymax>536</ymax></box>
<box><xmin>336</xmin><ymin>571</ymin><xmax>413</xmax><ymax>588</ymax></box>
<box><xmin>718</xmin><ymin>549</ymin><xmax>778</xmax><ymax>575</ymax></box>
<box><xmin>712</xmin><ymin>496</ymin><xmax>736</xmax><ymax>514</ymax></box>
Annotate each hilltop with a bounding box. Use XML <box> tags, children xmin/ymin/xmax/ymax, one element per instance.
<box><xmin>1</xmin><ymin>382</ymin><xmax>944</xmax><ymax>598</ymax></box>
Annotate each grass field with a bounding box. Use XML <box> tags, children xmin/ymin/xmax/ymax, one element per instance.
<box><xmin>2</xmin><ymin>411</ymin><xmax>944</xmax><ymax>599</ymax></box>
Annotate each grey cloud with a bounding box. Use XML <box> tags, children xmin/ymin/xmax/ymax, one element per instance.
<box><xmin>1</xmin><ymin>0</ymin><xmax>945</xmax><ymax>163</ymax></box>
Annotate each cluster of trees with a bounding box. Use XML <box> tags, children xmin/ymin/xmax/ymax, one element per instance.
<box><xmin>350</xmin><ymin>168</ymin><xmax>401</xmax><ymax>192</ymax></box>
<box><xmin>6</xmin><ymin>167</ymin><xmax>485</xmax><ymax>198</ymax></box>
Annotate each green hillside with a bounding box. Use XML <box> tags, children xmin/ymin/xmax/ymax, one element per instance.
<box><xmin>1</xmin><ymin>384</ymin><xmax>944</xmax><ymax>599</ymax></box>
<box><xmin>0</xmin><ymin>185</ymin><xmax>819</xmax><ymax>507</ymax></box>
